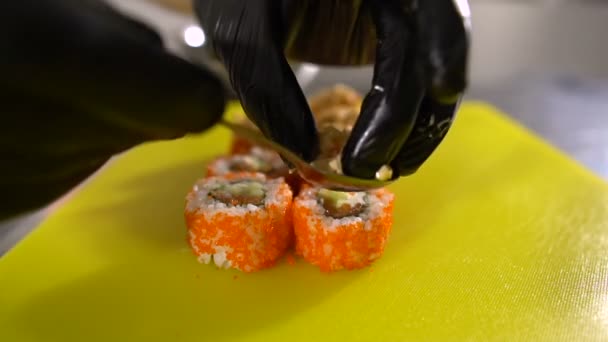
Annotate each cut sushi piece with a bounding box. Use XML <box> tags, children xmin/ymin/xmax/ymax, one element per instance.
<box><xmin>185</xmin><ymin>172</ymin><xmax>293</xmax><ymax>272</ymax></box>
<box><xmin>293</xmin><ymin>185</ymin><xmax>394</xmax><ymax>272</ymax></box>
<box><xmin>207</xmin><ymin>147</ymin><xmax>288</xmax><ymax>178</ymax></box>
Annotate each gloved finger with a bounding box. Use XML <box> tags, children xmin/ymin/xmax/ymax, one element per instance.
<box><xmin>194</xmin><ymin>0</ymin><xmax>319</xmax><ymax>162</ymax></box>
<box><xmin>1</xmin><ymin>153</ymin><xmax>109</xmax><ymax>221</ymax></box>
<box><xmin>1</xmin><ymin>0</ymin><xmax>226</xmax><ymax>141</ymax></box>
<box><xmin>391</xmin><ymin>96</ymin><xmax>459</xmax><ymax>176</ymax></box>
<box><xmin>388</xmin><ymin>0</ymin><xmax>470</xmax><ymax>175</ymax></box>
<box><xmin>417</xmin><ymin>0</ymin><xmax>471</xmax><ymax>103</ymax></box>
<box><xmin>0</xmin><ymin>88</ymin><xmax>129</xmax><ymax>220</ymax></box>
<box><xmin>341</xmin><ymin>0</ymin><xmax>425</xmax><ymax>178</ymax></box>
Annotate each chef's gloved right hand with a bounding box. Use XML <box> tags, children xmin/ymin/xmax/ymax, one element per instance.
<box><xmin>195</xmin><ymin>0</ymin><xmax>470</xmax><ymax>178</ymax></box>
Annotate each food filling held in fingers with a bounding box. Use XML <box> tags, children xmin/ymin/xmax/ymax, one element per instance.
<box><xmin>311</xmin><ymin>85</ymin><xmax>395</xmax><ymax>181</ymax></box>
<box><xmin>293</xmin><ymin>185</ymin><xmax>395</xmax><ymax>272</ymax></box>
<box><xmin>185</xmin><ymin>173</ymin><xmax>293</xmax><ymax>272</ymax></box>
<box><xmin>230</xmin><ymin>84</ymin><xmax>362</xmax><ymax>157</ymax></box>
<box><xmin>311</xmin><ymin>84</ymin><xmax>362</xmax><ymax>159</ymax></box>
<box><xmin>308</xmin><ymin>84</ymin><xmax>363</xmax><ymax>130</ymax></box>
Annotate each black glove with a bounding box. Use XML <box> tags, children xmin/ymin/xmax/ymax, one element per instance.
<box><xmin>0</xmin><ymin>0</ymin><xmax>226</xmax><ymax>219</ymax></box>
<box><xmin>195</xmin><ymin>0</ymin><xmax>470</xmax><ymax>178</ymax></box>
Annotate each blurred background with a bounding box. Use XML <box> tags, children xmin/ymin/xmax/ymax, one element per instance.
<box><xmin>2</xmin><ymin>0</ymin><xmax>608</xmax><ymax>254</ymax></box>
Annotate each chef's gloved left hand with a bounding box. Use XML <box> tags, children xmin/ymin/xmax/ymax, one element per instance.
<box><xmin>0</xmin><ymin>0</ymin><xmax>226</xmax><ymax>220</ymax></box>
<box><xmin>195</xmin><ymin>0</ymin><xmax>470</xmax><ymax>178</ymax></box>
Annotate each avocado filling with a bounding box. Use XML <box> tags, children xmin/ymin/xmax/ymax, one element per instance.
<box><xmin>210</xmin><ymin>181</ymin><xmax>266</xmax><ymax>206</ymax></box>
<box><xmin>318</xmin><ymin>189</ymin><xmax>367</xmax><ymax>219</ymax></box>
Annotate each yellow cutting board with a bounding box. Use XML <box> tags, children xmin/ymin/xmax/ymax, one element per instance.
<box><xmin>1</xmin><ymin>102</ymin><xmax>608</xmax><ymax>342</ymax></box>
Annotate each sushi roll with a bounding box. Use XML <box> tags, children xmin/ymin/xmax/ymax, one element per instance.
<box><xmin>293</xmin><ymin>186</ymin><xmax>394</xmax><ymax>272</ymax></box>
<box><xmin>185</xmin><ymin>172</ymin><xmax>293</xmax><ymax>272</ymax></box>
<box><xmin>207</xmin><ymin>147</ymin><xmax>288</xmax><ymax>178</ymax></box>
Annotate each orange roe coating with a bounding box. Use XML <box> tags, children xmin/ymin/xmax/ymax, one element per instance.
<box><xmin>293</xmin><ymin>187</ymin><xmax>394</xmax><ymax>272</ymax></box>
<box><xmin>185</xmin><ymin>173</ymin><xmax>293</xmax><ymax>272</ymax></box>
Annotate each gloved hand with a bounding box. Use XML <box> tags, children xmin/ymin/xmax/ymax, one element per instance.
<box><xmin>195</xmin><ymin>0</ymin><xmax>470</xmax><ymax>178</ymax></box>
<box><xmin>0</xmin><ymin>0</ymin><xmax>226</xmax><ymax>219</ymax></box>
